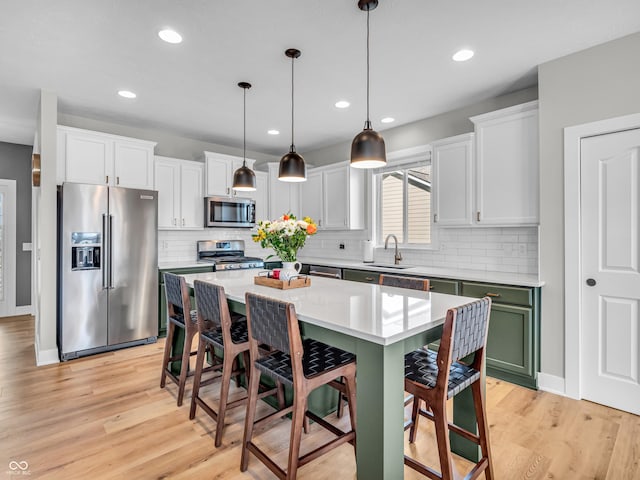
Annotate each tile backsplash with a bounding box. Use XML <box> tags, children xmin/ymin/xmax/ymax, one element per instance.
<box><xmin>159</xmin><ymin>226</ymin><xmax>538</xmax><ymax>275</ymax></box>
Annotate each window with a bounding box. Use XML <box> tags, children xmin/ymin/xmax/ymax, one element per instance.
<box><xmin>376</xmin><ymin>159</ymin><xmax>432</xmax><ymax>246</ymax></box>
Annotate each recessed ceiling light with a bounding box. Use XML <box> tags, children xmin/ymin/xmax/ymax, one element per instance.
<box><xmin>335</xmin><ymin>100</ymin><xmax>350</xmax><ymax>109</ymax></box>
<box><xmin>158</xmin><ymin>29</ymin><xmax>182</xmax><ymax>44</ymax></box>
<box><xmin>381</xmin><ymin>117</ymin><xmax>395</xmax><ymax>124</ymax></box>
<box><xmin>452</xmin><ymin>49</ymin><xmax>474</xmax><ymax>62</ymax></box>
<box><xmin>118</xmin><ymin>90</ymin><xmax>137</xmax><ymax>99</ymax></box>
<box><xmin>268</xmin><ymin>129</ymin><xmax>280</xmax><ymax>135</ymax></box>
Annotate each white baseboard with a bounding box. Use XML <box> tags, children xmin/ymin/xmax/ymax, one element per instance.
<box><xmin>537</xmin><ymin>372</ymin><xmax>566</xmax><ymax>396</ymax></box>
<box><xmin>34</xmin><ymin>336</ymin><xmax>59</xmax><ymax>366</ymax></box>
<box><xmin>14</xmin><ymin>305</ymin><xmax>33</xmax><ymax>316</ymax></box>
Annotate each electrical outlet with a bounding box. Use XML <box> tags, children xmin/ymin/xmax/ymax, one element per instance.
<box><xmin>518</xmin><ymin>243</ymin><xmax>527</xmax><ymax>256</ymax></box>
<box><xmin>339</xmin><ymin>243</ymin><xmax>345</xmax><ymax>250</ymax></box>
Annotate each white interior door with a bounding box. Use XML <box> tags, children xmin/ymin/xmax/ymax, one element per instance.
<box><xmin>0</xmin><ymin>179</ymin><xmax>17</xmax><ymax>318</ymax></box>
<box><xmin>580</xmin><ymin>128</ymin><xmax>640</xmax><ymax>415</ymax></box>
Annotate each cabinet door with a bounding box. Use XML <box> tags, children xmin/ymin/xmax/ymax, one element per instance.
<box><xmin>180</xmin><ymin>162</ymin><xmax>204</xmax><ymax>229</ymax></box>
<box><xmin>323</xmin><ymin>167</ymin><xmax>349</xmax><ymax>229</ymax></box>
<box><xmin>206</xmin><ymin>156</ymin><xmax>233</xmax><ymax>197</ymax></box>
<box><xmin>268</xmin><ymin>164</ymin><xmax>300</xmax><ymax>219</ymax></box>
<box><xmin>473</xmin><ymin>103</ymin><xmax>539</xmax><ymax>225</ymax></box>
<box><xmin>432</xmin><ymin>134</ymin><xmax>474</xmax><ymax>225</ymax></box>
<box><xmin>300</xmin><ymin>171</ymin><xmax>323</xmax><ymax>227</ymax></box>
<box><xmin>64</xmin><ymin>130</ymin><xmax>112</xmax><ymax>185</ymax></box>
<box><xmin>254</xmin><ymin>171</ymin><xmax>269</xmax><ymax>223</ymax></box>
<box><xmin>485</xmin><ymin>303</ymin><xmax>533</xmax><ymax>378</ymax></box>
<box><xmin>113</xmin><ymin>140</ymin><xmax>154</xmax><ymax>189</ymax></box>
<box><xmin>154</xmin><ymin>160</ymin><xmax>180</xmax><ymax>230</ymax></box>
<box><xmin>343</xmin><ymin>269</ymin><xmax>380</xmax><ymax>284</ymax></box>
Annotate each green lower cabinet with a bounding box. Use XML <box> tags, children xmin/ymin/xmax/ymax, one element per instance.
<box><xmin>428</xmin><ymin>278</ymin><xmax>459</xmax><ymax>295</ymax></box>
<box><xmin>343</xmin><ymin>269</ymin><xmax>380</xmax><ymax>284</ymax></box>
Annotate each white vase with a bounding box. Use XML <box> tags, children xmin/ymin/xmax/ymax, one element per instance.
<box><xmin>280</xmin><ymin>261</ymin><xmax>302</xmax><ymax>281</ymax></box>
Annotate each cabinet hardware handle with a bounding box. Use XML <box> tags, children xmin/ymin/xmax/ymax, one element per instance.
<box><xmin>434</xmin><ymin>214</ymin><xmax>438</xmax><ymax>223</ymax></box>
<box><xmin>429</xmin><ymin>286</ymin><xmax>435</xmax><ymax>290</ymax></box>
<box><xmin>227</xmin><ymin>187</ymin><xmax>230</xmax><ymax>194</ymax></box>
<box><xmin>365</xmin><ymin>277</ymin><xmax>374</xmax><ymax>281</ymax></box>
<box><xmin>106</xmin><ymin>175</ymin><xmax>109</xmax><ymax>184</ymax></box>
<box><xmin>116</xmin><ymin>176</ymin><xmax>120</xmax><ymax>185</ymax></box>
<box><xmin>173</xmin><ymin>218</ymin><xmax>177</xmax><ymax>226</ymax></box>
<box><xmin>182</xmin><ymin>218</ymin><xmax>185</xmax><ymax>226</ymax></box>
<box><xmin>485</xmin><ymin>292</ymin><xmax>501</xmax><ymax>298</ymax></box>
<box><xmin>477</xmin><ymin>211</ymin><xmax>481</xmax><ymax>222</ymax></box>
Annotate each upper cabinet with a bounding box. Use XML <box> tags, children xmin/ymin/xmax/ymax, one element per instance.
<box><xmin>57</xmin><ymin>126</ymin><xmax>156</xmax><ymax>189</ymax></box>
<box><xmin>204</xmin><ymin>151</ymin><xmax>255</xmax><ymax>197</ymax></box>
<box><xmin>267</xmin><ymin>162</ymin><xmax>300</xmax><ymax>220</ymax></box>
<box><xmin>154</xmin><ymin>156</ymin><xmax>204</xmax><ymax>230</ymax></box>
<box><xmin>299</xmin><ymin>162</ymin><xmax>365</xmax><ymax>230</ymax></box>
<box><xmin>244</xmin><ymin>170</ymin><xmax>269</xmax><ymax>223</ymax></box>
<box><xmin>470</xmin><ymin>100</ymin><xmax>539</xmax><ymax>225</ymax></box>
<box><xmin>432</xmin><ymin>133</ymin><xmax>474</xmax><ymax>226</ymax></box>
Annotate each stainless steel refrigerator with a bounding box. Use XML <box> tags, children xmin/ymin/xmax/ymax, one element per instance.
<box><xmin>57</xmin><ymin>183</ymin><xmax>158</xmax><ymax>360</ymax></box>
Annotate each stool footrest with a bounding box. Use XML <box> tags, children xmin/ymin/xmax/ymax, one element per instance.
<box><xmin>418</xmin><ymin>408</ymin><xmax>481</xmax><ymax>445</ymax></box>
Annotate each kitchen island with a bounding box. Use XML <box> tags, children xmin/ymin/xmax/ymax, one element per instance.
<box><xmin>182</xmin><ymin>269</ymin><xmax>478</xmax><ymax>480</ymax></box>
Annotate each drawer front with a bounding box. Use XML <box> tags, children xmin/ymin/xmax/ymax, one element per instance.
<box><xmin>429</xmin><ymin>278</ymin><xmax>459</xmax><ymax>295</ymax></box>
<box><xmin>461</xmin><ymin>281</ymin><xmax>532</xmax><ymax>307</ymax></box>
<box><xmin>343</xmin><ymin>269</ymin><xmax>380</xmax><ymax>284</ymax></box>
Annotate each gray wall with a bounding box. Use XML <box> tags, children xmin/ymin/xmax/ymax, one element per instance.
<box><xmin>0</xmin><ymin>141</ymin><xmax>32</xmax><ymax>306</ymax></box>
<box><xmin>304</xmin><ymin>87</ymin><xmax>539</xmax><ymax>167</ymax></box>
<box><xmin>57</xmin><ymin>113</ymin><xmax>279</xmax><ymax>167</ymax></box>
<box><xmin>538</xmin><ymin>31</ymin><xmax>640</xmax><ymax>378</ymax></box>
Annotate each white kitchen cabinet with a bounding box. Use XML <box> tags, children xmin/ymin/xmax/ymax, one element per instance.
<box><xmin>431</xmin><ymin>133</ymin><xmax>474</xmax><ymax>226</ymax></box>
<box><xmin>154</xmin><ymin>156</ymin><xmax>204</xmax><ymax>230</ymax></box>
<box><xmin>298</xmin><ymin>162</ymin><xmax>365</xmax><ymax>230</ymax></box>
<box><xmin>299</xmin><ymin>170</ymin><xmax>323</xmax><ymax>226</ymax></box>
<box><xmin>57</xmin><ymin>126</ymin><xmax>156</xmax><ymax>189</ymax></box>
<box><xmin>470</xmin><ymin>100</ymin><xmax>539</xmax><ymax>225</ymax></box>
<box><xmin>204</xmin><ymin>151</ymin><xmax>255</xmax><ymax>197</ymax></box>
<box><xmin>267</xmin><ymin>162</ymin><xmax>300</xmax><ymax>220</ymax></box>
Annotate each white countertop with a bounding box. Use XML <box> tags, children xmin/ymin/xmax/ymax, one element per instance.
<box><xmin>158</xmin><ymin>261</ymin><xmax>213</xmax><ymax>270</ymax></box>
<box><xmin>298</xmin><ymin>256</ymin><xmax>545</xmax><ymax>287</ymax></box>
<box><xmin>181</xmin><ymin>270</ymin><xmax>477</xmax><ymax>346</ymax></box>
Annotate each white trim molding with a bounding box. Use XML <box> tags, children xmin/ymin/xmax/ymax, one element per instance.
<box><xmin>537</xmin><ymin>372</ymin><xmax>566</xmax><ymax>396</ymax></box>
<box><xmin>563</xmin><ymin>112</ymin><xmax>640</xmax><ymax>401</ymax></box>
<box><xmin>14</xmin><ymin>305</ymin><xmax>33</xmax><ymax>316</ymax></box>
<box><xmin>35</xmin><ymin>335</ymin><xmax>59</xmax><ymax>366</ymax></box>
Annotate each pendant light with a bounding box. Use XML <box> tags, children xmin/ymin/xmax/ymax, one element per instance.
<box><xmin>350</xmin><ymin>0</ymin><xmax>386</xmax><ymax>169</ymax></box>
<box><xmin>278</xmin><ymin>48</ymin><xmax>307</xmax><ymax>182</ymax></box>
<box><xmin>232</xmin><ymin>81</ymin><xmax>257</xmax><ymax>191</ymax></box>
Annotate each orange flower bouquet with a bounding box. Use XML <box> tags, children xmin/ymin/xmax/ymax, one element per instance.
<box><xmin>252</xmin><ymin>213</ymin><xmax>317</xmax><ymax>262</ymax></box>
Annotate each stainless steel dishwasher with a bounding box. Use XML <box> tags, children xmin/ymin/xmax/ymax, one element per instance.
<box><xmin>308</xmin><ymin>265</ymin><xmax>342</xmax><ymax>279</ymax></box>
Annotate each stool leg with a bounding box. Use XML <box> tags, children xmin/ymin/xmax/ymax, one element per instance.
<box><xmin>176</xmin><ymin>329</ymin><xmax>193</xmax><ymax>407</ymax></box>
<box><xmin>336</xmin><ymin>376</ymin><xmax>345</xmax><ymax>418</ymax></box>
<box><xmin>408</xmin><ymin>396</ymin><xmax>421</xmax><ymax>444</ymax></box>
<box><xmin>344</xmin><ymin>373</ymin><xmax>357</xmax><ymax>437</ymax></box>
<box><xmin>240</xmin><ymin>363</ymin><xmax>261</xmax><ymax>472</ymax></box>
<box><xmin>215</xmin><ymin>348</ymin><xmax>234</xmax><ymax>447</ymax></box>
<box><xmin>471</xmin><ymin>380</ymin><xmax>494</xmax><ymax>480</ymax></box>
<box><xmin>160</xmin><ymin>321</ymin><xmax>175</xmax><ymax>388</ymax></box>
<box><xmin>189</xmin><ymin>337</ymin><xmax>206</xmax><ymax>420</ymax></box>
<box><xmin>287</xmin><ymin>395</ymin><xmax>307</xmax><ymax>480</ymax></box>
<box><xmin>432</xmin><ymin>399</ymin><xmax>455</xmax><ymax>480</ymax></box>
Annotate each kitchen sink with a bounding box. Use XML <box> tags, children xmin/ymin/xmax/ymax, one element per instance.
<box><xmin>367</xmin><ymin>263</ymin><xmax>413</xmax><ymax>269</ymax></box>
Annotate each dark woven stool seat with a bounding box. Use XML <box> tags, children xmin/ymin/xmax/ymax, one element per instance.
<box><xmin>405</xmin><ymin>349</ymin><xmax>480</xmax><ymax>399</ymax></box>
<box><xmin>256</xmin><ymin>338</ymin><xmax>356</xmax><ymax>386</ymax></box>
<box><xmin>202</xmin><ymin>319</ymin><xmax>249</xmax><ymax>348</ymax></box>
<box><xmin>168</xmin><ymin>310</ymin><xmax>197</xmax><ymax>327</ymax></box>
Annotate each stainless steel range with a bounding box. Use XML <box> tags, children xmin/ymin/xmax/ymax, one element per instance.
<box><xmin>197</xmin><ymin>239</ymin><xmax>264</xmax><ymax>270</ymax></box>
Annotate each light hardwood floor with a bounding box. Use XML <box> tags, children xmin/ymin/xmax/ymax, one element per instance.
<box><xmin>1</xmin><ymin>315</ymin><xmax>639</xmax><ymax>479</ymax></box>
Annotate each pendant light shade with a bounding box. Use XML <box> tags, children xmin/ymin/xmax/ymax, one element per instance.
<box><xmin>232</xmin><ymin>81</ymin><xmax>257</xmax><ymax>191</ymax></box>
<box><xmin>279</xmin><ymin>48</ymin><xmax>307</xmax><ymax>182</ymax></box>
<box><xmin>351</xmin><ymin>0</ymin><xmax>386</xmax><ymax>169</ymax></box>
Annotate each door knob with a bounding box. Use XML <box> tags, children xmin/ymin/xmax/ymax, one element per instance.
<box><xmin>586</xmin><ymin>278</ymin><xmax>596</xmax><ymax>286</ymax></box>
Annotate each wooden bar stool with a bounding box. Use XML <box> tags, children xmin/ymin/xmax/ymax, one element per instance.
<box><xmin>160</xmin><ymin>272</ymin><xmax>199</xmax><ymax>406</ymax></box>
<box><xmin>189</xmin><ymin>280</ymin><xmax>281</xmax><ymax>447</ymax></box>
<box><xmin>404</xmin><ymin>297</ymin><xmax>494</xmax><ymax>480</ymax></box>
<box><xmin>241</xmin><ymin>292</ymin><xmax>357</xmax><ymax>480</ymax></box>
<box><xmin>335</xmin><ymin>274</ymin><xmax>430</xmax><ymax>418</ymax></box>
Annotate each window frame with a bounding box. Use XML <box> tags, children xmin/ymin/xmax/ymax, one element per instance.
<box><xmin>373</xmin><ymin>145</ymin><xmax>438</xmax><ymax>250</ymax></box>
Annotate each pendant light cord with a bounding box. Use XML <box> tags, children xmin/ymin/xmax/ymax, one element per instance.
<box><xmin>366</xmin><ymin>8</ymin><xmax>370</xmax><ymax>128</ymax></box>
<box><xmin>243</xmin><ymin>86</ymin><xmax>247</xmax><ymax>167</ymax></box>
<box><xmin>291</xmin><ymin>54</ymin><xmax>295</xmax><ymax>152</ymax></box>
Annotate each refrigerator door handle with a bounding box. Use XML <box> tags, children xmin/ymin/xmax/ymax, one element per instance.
<box><xmin>102</xmin><ymin>214</ymin><xmax>108</xmax><ymax>289</ymax></box>
<box><xmin>108</xmin><ymin>214</ymin><xmax>114</xmax><ymax>289</ymax></box>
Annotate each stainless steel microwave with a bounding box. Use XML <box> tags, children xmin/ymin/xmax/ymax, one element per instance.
<box><xmin>205</xmin><ymin>196</ymin><xmax>256</xmax><ymax>228</ymax></box>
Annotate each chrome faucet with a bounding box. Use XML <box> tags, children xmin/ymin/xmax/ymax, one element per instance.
<box><xmin>384</xmin><ymin>234</ymin><xmax>403</xmax><ymax>265</ymax></box>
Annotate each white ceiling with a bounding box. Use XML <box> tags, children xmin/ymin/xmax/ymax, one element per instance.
<box><xmin>1</xmin><ymin>0</ymin><xmax>640</xmax><ymax>154</ymax></box>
